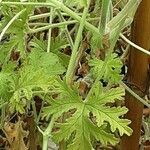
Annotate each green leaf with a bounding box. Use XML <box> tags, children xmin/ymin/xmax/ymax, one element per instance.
<box><xmin>89</xmin><ymin>53</ymin><xmax>123</xmax><ymax>83</ymax></box>
<box><xmin>7</xmin><ymin>50</ymin><xmax>65</xmax><ymax>113</ymax></box>
<box><xmin>104</xmin><ymin>54</ymin><xmax>123</xmax><ymax>83</ymax></box>
<box><xmin>0</xmin><ymin>72</ymin><xmax>12</xmax><ymax>100</ymax></box>
<box><xmin>88</xmin><ymin>82</ymin><xmax>124</xmax><ymax>105</ymax></box>
<box><xmin>60</xmin><ymin>113</ymin><xmax>93</xmax><ymax>150</ymax></box>
<box><xmin>1</xmin><ymin>5</ymin><xmax>33</xmax><ymax>58</ymax></box>
<box><xmin>0</xmin><ymin>39</ymin><xmax>17</xmax><ymax>64</ymax></box>
<box><xmin>89</xmin><ymin>57</ymin><xmax>104</xmax><ymax>77</ymax></box>
<box><xmin>86</xmin><ymin>105</ymin><xmax>132</xmax><ymax>136</ymax></box>
<box><xmin>30</xmin><ymin>37</ymin><xmax>70</xmax><ymax>67</ymax></box>
<box><xmin>43</xmin><ymin>80</ymin><xmax>132</xmax><ymax>149</ymax></box>
<box><xmin>43</xmin><ymin>79</ymin><xmax>81</xmax><ymax>119</ymax></box>
<box><xmin>29</xmin><ymin>37</ymin><xmax>47</xmax><ymax>52</ymax></box>
<box><xmin>86</xmin><ymin>83</ymin><xmax>131</xmax><ymax>136</ymax></box>
<box><xmin>27</xmin><ymin>50</ymin><xmax>65</xmax><ymax>76</ymax></box>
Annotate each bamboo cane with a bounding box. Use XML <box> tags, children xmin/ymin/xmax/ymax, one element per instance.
<box><xmin>121</xmin><ymin>0</ymin><xmax>150</xmax><ymax>149</ymax></box>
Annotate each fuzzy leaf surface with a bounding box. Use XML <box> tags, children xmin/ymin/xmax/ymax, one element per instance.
<box><xmin>89</xmin><ymin>53</ymin><xmax>122</xmax><ymax>83</ymax></box>
<box><xmin>2</xmin><ymin>50</ymin><xmax>65</xmax><ymax>113</ymax></box>
<box><xmin>43</xmin><ymin>80</ymin><xmax>132</xmax><ymax>149</ymax></box>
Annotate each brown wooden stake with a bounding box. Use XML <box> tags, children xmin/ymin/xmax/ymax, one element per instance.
<box><xmin>120</xmin><ymin>0</ymin><xmax>150</xmax><ymax>150</ymax></box>
<box><xmin>25</xmin><ymin>114</ymin><xmax>38</xmax><ymax>150</ymax></box>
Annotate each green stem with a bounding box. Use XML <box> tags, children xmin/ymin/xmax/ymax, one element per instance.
<box><xmin>42</xmin><ymin>136</ymin><xmax>49</xmax><ymax>150</ymax></box>
<box><xmin>65</xmin><ymin>2</ymin><xmax>90</xmax><ymax>85</ymax></box>
<box><xmin>29</xmin><ymin>12</ymin><xmax>52</xmax><ymax>20</ymax></box>
<box><xmin>29</xmin><ymin>23</ymin><xmax>50</xmax><ymax>26</ymax></box>
<box><xmin>47</xmin><ymin>8</ymin><xmax>54</xmax><ymax>53</ymax></box>
<box><xmin>42</xmin><ymin>116</ymin><xmax>55</xmax><ymax>150</ymax></box>
<box><xmin>50</xmin><ymin>0</ymin><xmax>99</xmax><ymax>34</ymax></box>
<box><xmin>2</xmin><ymin>0</ymin><xmax>99</xmax><ymax>34</ymax></box>
<box><xmin>36</xmin><ymin>101</ymin><xmax>44</xmax><ymax>124</ymax></box>
<box><xmin>29</xmin><ymin>12</ymin><xmax>86</xmax><ymax>21</ymax></box>
<box><xmin>28</xmin><ymin>17</ymin><xmax>100</xmax><ymax>33</ymax></box>
<box><xmin>1</xmin><ymin>1</ymin><xmax>55</xmax><ymax>7</ymax></box>
<box><xmin>28</xmin><ymin>20</ymin><xmax>78</xmax><ymax>33</ymax></box>
<box><xmin>109</xmin><ymin>1</ymin><xmax>113</xmax><ymax>20</ymax></box>
<box><xmin>2</xmin><ymin>0</ymin><xmax>139</xmax><ymax>38</ymax></box>
<box><xmin>57</xmin><ymin>10</ymin><xmax>74</xmax><ymax>49</ymax></box>
<box><xmin>99</xmin><ymin>0</ymin><xmax>111</xmax><ymax>35</ymax></box>
<box><xmin>31</xmin><ymin>100</ymin><xmax>38</xmax><ymax>122</ymax></box>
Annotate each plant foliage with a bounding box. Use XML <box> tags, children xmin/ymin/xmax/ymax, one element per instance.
<box><xmin>43</xmin><ymin>53</ymin><xmax>132</xmax><ymax>149</ymax></box>
<box><xmin>0</xmin><ymin>0</ymin><xmax>141</xmax><ymax>149</ymax></box>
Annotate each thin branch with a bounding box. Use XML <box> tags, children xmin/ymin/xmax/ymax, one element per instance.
<box><xmin>57</xmin><ymin>10</ymin><xmax>74</xmax><ymax>49</ymax></box>
<box><xmin>65</xmin><ymin>1</ymin><xmax>90</xmax><ymax>85</ymax></box>
<box><xmin>0</xmin><ymin>1</ymin><xmax>55</xmax><ymax>7</ymax></box>
<box><xmin>121</xmin><ymin>82</ymin><xmax>150</xmax><ymax>108</ymax></box>
<box><xmin>120</xmin><ymin>33</ymin><xmax>150</xmax><ymax>56</ymax></box>
<box><xmin>47</xmin><ymin>8</ymin><xmax>54</xmax><ymax>53</ymax></box>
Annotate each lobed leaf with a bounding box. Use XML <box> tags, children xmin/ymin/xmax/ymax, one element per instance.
<box><xmin>89</xmin><ymin>53</ymin><xmax>123</xmax><ymax>83</ymax></box>
<box><xmin>43</xmin><ymin>80</ymin><xmax>132</xmax><ymax>149</ymax></box>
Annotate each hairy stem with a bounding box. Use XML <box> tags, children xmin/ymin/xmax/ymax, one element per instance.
<box><xmin>28</xmin><ymin>17</ymin><xmax>100</xmax><ymax>33</ymax></box>
<box><xmin>42</xmin><ymin>116</ymin><xmax>55</xmax><ymax>150</ymax></box>
<box><xmin>29</xmin><ymin>12</ymin><xmax>86</xmax><ymax>21</ymax></box>
<box><xmin>1</xmin><ymin>1</ymin><xmax>55</xmax><ymax>7</ymax></box>
<box><xmin>99</xmin><ymin>0</ymin><xmax>111</xmax><ymax>35</ymax></box>
<box><xmin>57</xmin><ymin>10</ymin><xmax>74</xmax><ymax>49</ymax></box>
<box><xmin>28</xmin><ymin>20</ymin><xmax>78</xmax><ymax>33</ymax></box>
<box><xmin>121</xmin><ymin>82</ymin><xmax>150</xmax><ymax>108</ymax></box>
<box><xmin>65</xmin><ymin>2</ymin><xmax>90</xmax><ymax>85</ymax></box>
<box><xmin>47</xmin><ymin>8</ymin><xmax>54</xmax><ymax>53</ymax></box>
